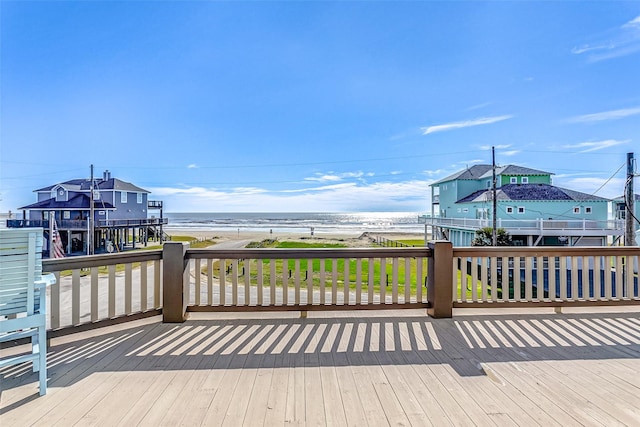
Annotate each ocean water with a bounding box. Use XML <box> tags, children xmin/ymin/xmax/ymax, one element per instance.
<box><xmin>164</xmin><ymin>212</ymin><xmax>424</xmax><ymax>235</ymax></box>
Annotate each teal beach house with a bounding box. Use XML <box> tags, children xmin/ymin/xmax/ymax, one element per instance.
<box><xmin>424</xmin><ymin>165</ymin><xmax>621</xmax><ymax>246</ymax></box>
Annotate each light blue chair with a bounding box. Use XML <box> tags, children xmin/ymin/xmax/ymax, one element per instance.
<box><xmin>0</xmin><ymin>228</ymin><xmax>55</xmax><ymax>396</ymax></box>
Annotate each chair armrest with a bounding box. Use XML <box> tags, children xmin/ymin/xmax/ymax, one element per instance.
<box><xmin>36</xmin><ymin>273</ymin><xmax>57</xmax><ymax>288</ymax></box>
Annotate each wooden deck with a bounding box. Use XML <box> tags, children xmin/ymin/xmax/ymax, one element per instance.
<box><xmin>2</xmin><ymin>308</ymin><xmax>640</xmax><ymax>426</ymax></box>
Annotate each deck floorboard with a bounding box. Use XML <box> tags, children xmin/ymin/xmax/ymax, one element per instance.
<box><xmin>2</xmin><ymin>309</ymin><xmax>640</xmax><ymax>426</ymax></box>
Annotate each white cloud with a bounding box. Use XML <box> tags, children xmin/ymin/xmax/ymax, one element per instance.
<box><xmin>622</xmin><ymin>15</ymin><xmax>640</xmax><ymax>29</ymax></box>
<box><xmin>571</xmin><ymin>43</ymin><xmax>614</xmax><ymax>55</ymax></box>
<box><xmin>304</xmin><ymin>174</ymin><xmax>343</xmax><ymax>183</ymax></box>
<box><xmin>423</xmin><ymin>169</ymin><xmax>446</xmax><ymax>176</ymax></box>
<box><xmin>567</xmin><ymin>107</ymin><xmax>640</xmax><ymax>123</ymax></box>
<box><xmin>422</xmin><ymin>115</ymin><xmax>512</xmax><ymax>135</ymax></box>
<box><xmin>502</xmin><ymin>150</ymin><xmax>521</xmax><ymax>156</ymax></box>
<box><xmin>466</xmin><ymin>102</ymin><xmax>492</xmax><ymax>111</ymax></box>
<box><xmin>573</xmin><ymin>15</ymin><xmax>640</xmax><ymax>62</ymax></box>
<box><xmin>557</xmin><ymin>177</ymin><xmax>625</xmax><ymax>199</ymax></box>
<box><xmin>562</xmin><ymin>139</ymin><xmax>630</xmax><ymax>152</ymax></box>
<box><xmin>147</xmin><ymin>179</ymin><xmax>433</xmax><ymax>212</ymax></box>
<box><xmin>187</xmin><ymin>164</ymin><xmax>198</xmax><ymax>169</ymax></box>
<box><xmin>304</xmin><ymin>171</ymin><xmax>366</xmax><ymax>182</ymax></box>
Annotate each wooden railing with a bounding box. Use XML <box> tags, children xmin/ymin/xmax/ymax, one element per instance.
<box><xmin>7</xmin><ymin>217</ymin><xmax>168</xmax><ymax>230</ymax></box>
<box><xmin>38</xmin><ymin>242</ymin><xmax>639</xmax><ymax>334</ymax></box>
<box><xmin>181</xmin><ymin>247</ymin><xmax>430</xmax><ymax>315</ymax></box>
<box><xmin>43</xmin><ymin>251</ymin><xmax>163</xmax><ymax>331</ymax></box>
<box><xmin>452</xmin><ymin>246</ymin><xmax>639</xmax><ymax>308</ymax></box>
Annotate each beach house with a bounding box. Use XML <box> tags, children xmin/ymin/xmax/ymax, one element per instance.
<box><xmin>6</xmin><ymin>170</ymin><xmax>166</xmax><ymax>256</ymax></box>
<box><xmin>422</xmin><ymin>164</ymin><xmax>622</xmax><ymax>246</ymax></box>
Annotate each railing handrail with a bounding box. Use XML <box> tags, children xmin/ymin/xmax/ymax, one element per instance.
<box><xmin>7</xmin><ymin>218</ymin><xmax>169</xmax><ymax>229</ymax></box>
<box><xmin>186</xmin><ymin>247</ymin><xmax>430</xmax><ymax>260</ymax></box>
<box><xmin>43</xmin><ymin>249</ymin><xmax>163</xmax><ymax>271</ymax></box>
<box><xmin>424</xmin><ymin>217</ymin><xmax>624</xmax><ymax>231</ymax></box>
<box><xmin>453</xmin><ymin>246</ymin><xmax>640</xmax><ymax>257</ymax></box>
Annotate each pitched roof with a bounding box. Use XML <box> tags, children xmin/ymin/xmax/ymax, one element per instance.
<box><xmin>479</xmin><ymin>165</ymin><xmax>553</xmax><ymax>179</ymax></box>
<box><xmin>433</xmin><ymin>164</ymin><xmax>553</xmax><ymax>186</ymax></box>
<box><xmin>432</xmin><ymin>165</ymin><xmax>493</xmax><ymax>185</ymax></box>
<box><xmin>19</xmin><ymin>194</ymin><xmax>115</xmax><ymax>210</ymax></box>
<box><xmin>35</xmin><ymin>177</ymin><xmax>149</xmax><ymax>193</ymax></box>
<box><xmin>457</xmin><ymin>184</ymin><xmax>609</xmax><ymax>203</ymax></box>
<box><xmin>611</xmin><ymin>194</ymin><xmax>640</xmax><ymax>202</ymax></box>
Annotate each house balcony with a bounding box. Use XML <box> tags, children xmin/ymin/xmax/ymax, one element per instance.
<box><xmin>6</xmin><ymin>217</ymin><xmax>169</xmax><ymax>231</ymax></box>
<box><xmin>419</xmin><ymin>215</ymin><xmax>625</xmax><ymax>238</ymax></box>
<box><xmin>2</xmin><ymin>244</ymin><xmax>639</xmax><ymax>424</ymax></box>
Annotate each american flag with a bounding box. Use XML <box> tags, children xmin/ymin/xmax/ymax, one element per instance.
<box><xmin>52</xmin><ymin>218</ymin><xmax>65</xmax><ymax>258</ymax></box>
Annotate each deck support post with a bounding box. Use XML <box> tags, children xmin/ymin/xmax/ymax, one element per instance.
<box><xmin>163</xmin><ymin>242</ymin><xmax>189</xmax><ymax>323</ymax></box>
<box><xmin>427</xmin><ymin>240</ymin><xmax>453</xmax><ymax>318</ymax></box>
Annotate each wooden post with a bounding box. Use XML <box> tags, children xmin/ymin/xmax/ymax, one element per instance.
<box><xmin>427</xmin><ymin>240</ymin><xmax>453</xmax><ymax>318</ymax></box>
<box><xmin>163</xmin><ymin>242</ymin><xmax>189</xmax><ymax>322</ymax></box>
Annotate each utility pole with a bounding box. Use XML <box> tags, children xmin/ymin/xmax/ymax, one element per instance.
<box><xmin>89</xmin><ymin>164</ymin><xmax>95</xmax><ymax>255</ymax></box>
<box><xmin>625</xmin><ymin>152</ymin><xmax>636</xmax><ymax>246</ymax></box>
<box><xmin>492</xmin><ymin>146</ymin><xmax>497</xmax><ymax>246</ymax></box>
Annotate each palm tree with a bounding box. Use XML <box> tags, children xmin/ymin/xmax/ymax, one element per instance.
<box><xmin>471</xmin><ymin>227</ymin><xmax>512</xmax><ymax>246</ymax></box>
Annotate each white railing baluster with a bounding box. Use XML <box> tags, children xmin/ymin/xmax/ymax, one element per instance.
<box><xmin>91</xmin><ymin>267</ymin><xmax>99</xmax><ymax>321</ymax></box>
<box><xmin>220</xmin><ymin>259</ymin><xmax>227</xmax><ymax>306</ymax></box>
<box><xmin>404</xmin><ymin>257</ymin><xmax>411</xmax><ymax>304</ymax></box>
<box><xmin>391</xmin><ymin>258</ymin><xmax>399</xmax><ymax>304</ymax></box>
<box><xmin>207</xmin><ymin>259</ymin><xmax>213</xmax><ymax>306</ymax></box>
<box><xmin>232</xmin><ymin>259</ymin><xmax>239</xmax><ymax>306</ymax></box>
<box><xmin>513</xmin><ymin>256</ymin><xmax>521</xmax><ymax>301</ymax></box>
<box><xmin>605</xmin><ymin>255</ymin><xmax>612</xmax><ymax>300</ymax></box>
<box><xmin>356</xmin><ymin>258</ymin><xmax>362</xmax><ymax>305</ymax></box>
<box><xmin>72</xmin><ymin>269</ymin><xmax>80</xmax><ymax>325</ymax></box>
<box><xmin>306</xmin><ymin>259</ymin><xmax>313</xmax><ymax>305</ymax></box>
<box><xmin>245</xmin><ymin>259</ymin><xmax>251</xmax><ymax>306</ymax></box>
<box><xmin>125</xmin><ymin>263</ymin><xmax>132</xmax><ymax>313</ymax></box>
<box><xmin>320</xmin><ymin>259</ymin><xmax>326</xmax><ymax>305</ymax></box>
<box><xmin>282</xmin><ymin>258</ymin><xmax>289</xmax><ymax>306</ymax></box>
<box><xmin>154</xmin><ymin>260</ymin><xmax>161</xmax><ymax>309</ymax></box>
<box><xmin>380</xmin><ymin>258</ymin><xmax>387</xmax><ymax>304</ymax></box>
<box><xmin>108</xmin><ymin>265</ymin><xmax>116</xmax><ymax>318</ymax></box>
<box><xmin>344</xmin><ymin>257</ymin><xmax>350</xmax><ymax>305</ymax></box>
<box><xmin>140</xmin><ymin>261</ymin><xmax>148</xmax><ymax>312</ymax></box>
<box><xmin>294</xmin><ymin>259</ymin><xmax>301</xmax><ymax>305</ymax></box>
<box><xmin>270</xmin><ymin>259</ymin><xmax>276</xmax><ymax>306</ymax></box>
<box><xmin>615</xmin><ymin>256</ymin><xmax>624</xmax><ymax>299</ymax></box>
<box><xmin>194</xmin><ymin>259</ymin><xmax>201</xmax><ymax>306</ymax></box>
<box><xmin>368</xmin><ymin>258</ymin><xmax>374</xmax><ymax>304</ymax></box>
<box><xmin>258</xmin><ymin>260</ymin><xmax>264</xmax><ymax>306</ymax></box>
<box><xmin>332</xmin><ymin>259</ymin><xmax>338</xmax><ymax>305</ymax></box>
<box><xmin>416</xmin><ymin>257</ymin><xmax>423</xmax><ymax>303</ymax></box>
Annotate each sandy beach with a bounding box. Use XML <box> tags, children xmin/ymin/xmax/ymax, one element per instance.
<box><xmin>164</xmin><ymin>227</ymin><xmax>428</xmax><ymax>247</ymax></box>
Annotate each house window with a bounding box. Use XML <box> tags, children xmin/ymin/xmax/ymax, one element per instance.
<box><xmin>510</xmin><ymin>177</ymin><xmax>517</xmax><ymax>184</ymax></box>
<box><xmin>506</xmin><ymin>206</ymin><xmax>514</xmax><ymax>214</ymax></box>
<box><xmin>517</xmin><ymin>206</ymin><xmax>525</xmax><ymax>214</ymax></box>
<box><xmin>585</xmin><ymin>206</ymin><xmax>592</xmax><ymax>214</ymax></box>
<box><xmin>521</xmin><ymin>177</ymin><xmax>529</xmax><ymax>184</ymax></box>
<box><xmin>462</xmin><ymin>208</ymin><xmax>469</xmax><ymax>213</ymax></box>
<box><xmin>137</xmin><ymin>193</ymin><xmax>143</xmax><ymax>204</ymax></box>
<box><xmin>121</xmin><ymin>191</ymin><xmax>127</xmax><ymax>203</ymax></box>
<box><xmin>573</xmin><ymin>207</ymin><xmax>581</xmax><ymax>214</ymax></box>
<box><xmin>457</xmin><ymin>208</ymin><xmax>461</xmax><ymax>213</ymax></box>
<box><xmin>487</xmin><ymin>180</ymin><xmax>491</xmax><ymax>188</ymax></box>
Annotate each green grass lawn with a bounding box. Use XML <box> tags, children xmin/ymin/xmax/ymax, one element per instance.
<box><xmin>205</xmin><ymin>240</ymin><xmax>428</xmax><ymax>296</ymax></box>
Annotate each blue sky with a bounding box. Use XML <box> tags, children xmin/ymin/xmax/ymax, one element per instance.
<box><xmin>1</xmin><ymin>1</ymin><xmax>639</xmax><ymax>213</ymax></box>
